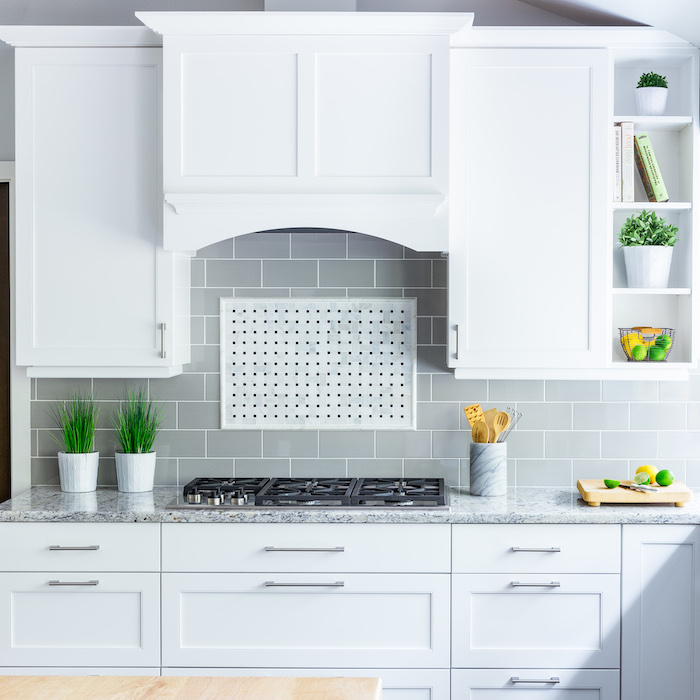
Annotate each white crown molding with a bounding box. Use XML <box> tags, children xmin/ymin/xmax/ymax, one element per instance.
<box><xmin>0</xmin><ymin>26</ymin><xmax>162</xmax><ymax>48</ymax></box>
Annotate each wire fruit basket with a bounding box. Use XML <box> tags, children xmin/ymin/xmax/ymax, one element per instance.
<box><xmin>619</xmin><ymin>327</ymin><xmax>675</xmax><ymax>362</ymax></box>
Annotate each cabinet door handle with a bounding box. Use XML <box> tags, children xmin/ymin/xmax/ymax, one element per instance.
<box><xmin>511</xmin><ymin>546</ymin><xmax>561</xmax><ymax>553</ymax></box>
<box><xmin>264</xmin><ymin>546</ymin><xmax>345</xmax><ymax>553</ymax></box>
<box><xmin>455</xmin><ymin>324</ymin><xmax>460</xmax><ymax>360</ymax></box>
<box><xmin>48</xmin><ymin>580</ymin><xmax>99</xmax><ymax>586</ymax></box>
<box><xmin>49</xmin><ymin>545</ymin><xmax>100</xmax><ymax>551</ymax></box>
<box><xmin>511</xmin><ymin>581</ymin><xmax>561</xmax><ymax>588</ymax></box>
<box><xmin>264</xmin><ymin>581</ymin><xmax>345</xmax><ymax>587</ymax></box>
<box><xmin>510</xmin><ymin>677</ymin><xmax>561</xmax><ymax>684</ymax></box>
<box><xmin>160</xmin><ymin>322</ymin><xmax>167</xmax><ymax>359</ymax></box>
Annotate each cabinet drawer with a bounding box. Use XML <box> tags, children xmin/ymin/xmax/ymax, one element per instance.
<box><xmin>452</xmin><ymin>573</ymin><xmax>620</xmax><ymax>669</ymax></box>
<box><xmin>162</xmin><ymin>523</ymin><xmax>450</xmax><ymax>573</ymax></box>
<box><xmin>452</xmin><ymin>669</ymin><xmax>620</xmax><ymax>698</ymax></box>
<box><xmin>452</xmin><ymin>524</ymin><xmax>620</xmax><ymax>573</ymax></box>
<box><xmin>0</xmin><ymin>572</ymin><xmax>160</xmax><ymax>667</ymax></box>
<box><xmin>0</xmin><ymin>523</ymin><xmax>160</xmax><ymax>572</ymax></box>
<box><xmin>162</xmin><ymin>572</ymin><xmax>450</xmax><ymax>668</ymax></box>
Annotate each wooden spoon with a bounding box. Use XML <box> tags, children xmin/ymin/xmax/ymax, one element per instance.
<box><xmin>472</xmin><ymin>420</ymin><xmax>490</xmax><ymax>444</ymax></box>
<box><xmin>464</xmin><ymin>404</ymin><xmax>484</xmax><ymax>427</ymax></box>
<box><xmin>491</xmin><ymin>411</ymin><xmax>511</xmax><ymax>443</ymax></box>
<box><xmin>482</xmin><ymin>408</ymin><xmax>498</xmax><ymax>436</ymax></box>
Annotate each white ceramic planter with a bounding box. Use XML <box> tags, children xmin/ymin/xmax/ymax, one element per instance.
<box><xmin>623</xmin><ymin>245</ymin><xmax>673</xmax><ymax>288</ymax></box>
<box><xmin>115</xmin><ymin>452</ymin><xmax>157</xmax><ymax>493</ymax></box>
<box><xmin>57</xmin><ymin>451</ymin><xmax>99</xmax><ymax>493</ymax></box>
<box><xmin>635</xmin><ymin>87</ymin><xmax>668</xmax><ymax>116</ymax></box>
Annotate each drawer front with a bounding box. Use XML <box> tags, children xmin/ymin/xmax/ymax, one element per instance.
<box><xmin>452</xmin><ymin>574</ymin><xmax>620</xmax><ymax>669</ymax></box>
<box><xmin>452</xmin><ymin>524</ymin><xmax>621</xmax><ymax>573</ymax></box>
<box><xmin>0</xmin><ymin>573</ymin><xmax>160</xmax><ymax>667</ymax></box>
<box><xmin>0</xmin><ymin>523</ymin><xmax>160</xmax><ymax>572</ymax></box>
<box><xmin>163</xmin><ymin>668</ymin><xmax>450</xmax><ymax>700</ymax></box>
<box><xmin>162</xmin><ymin>573</ymin><xmax>450</xmax><ymax>668</ymax></box>
<box><xmin>452</xmin><ymin>669</ymin><xmax>620</xmax><ymax>698</ymax></box>
<box><xmin>162</xmin><ymin>523</ymin><xmax>450</xmax><ymax>573</ymax></box>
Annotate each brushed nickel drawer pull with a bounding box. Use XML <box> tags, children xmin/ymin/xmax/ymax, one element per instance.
<box><xmin>510</xmin><ymin>677</ymin><xmax>561</xmax><ymax>684</ymax></box>
<box><xmin>511</xmin><ymin>546</ymin><xmax>561</xmax><ymax>553</ymax></box>
<box><xmin>455</xmin><ymin>324</ymin><xmax>460</xmax><ymax>360</ymax></box>
<box><xmin>49</xmin><ymin>545</ymin><xmax>100</xmax><ymax>551</ymax></box>
<box><xmin>264</xmin><ymin>546</ymin><xmax>345</xmax><ymax>553</ymax></box>
<box><xmin>511</xmin><ymin>581</ymin><xmax>561</xmax><ymax>588</ymax></box>
<box><xmin>264</xmin><ymin>581</ymin><xmax>345</xmax><ymax>587</ymax></box>
<box><xmin>48</xmin><ymin>580</ymin><xmax>99</xmax><ymax>586</ymax></box>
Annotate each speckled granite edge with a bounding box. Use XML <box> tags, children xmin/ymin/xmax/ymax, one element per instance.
<box><xmin>0</xmin><ymin>485</ymin><xmax>699</xmax><ymax>524</ymax></box>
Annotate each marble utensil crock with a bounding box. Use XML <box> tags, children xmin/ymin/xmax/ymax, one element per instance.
<box><xmin>469</xmin><ymin>442</ymin><xmax>507</xmax><ymax>496</ymax></box>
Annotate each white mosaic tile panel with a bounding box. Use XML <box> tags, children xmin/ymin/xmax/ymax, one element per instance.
<box><xmin>220</xmin><ymin>298</ymin><xmax>416</xmax><ymax>429</ymax></box>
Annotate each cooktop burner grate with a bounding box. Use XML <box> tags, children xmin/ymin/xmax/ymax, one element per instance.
<box><xmin>351</xmin><ymin>478</ymin><xmax>446</xmax><ymax>507</ymax></box>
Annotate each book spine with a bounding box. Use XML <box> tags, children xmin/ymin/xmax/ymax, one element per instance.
<box><xmin>613</xmin><ymin>125</ymin><xmax>622</xmax><ymax>203</ymax></box>
<box><xmin>634</xmin><ymin>132</ymin><xmax>669</xmax><ymax>203</ymax></box>
<box><xmin>620</xmin><ymin>122</ymin><xmax>635</xmax><ymax>202</ymax></box>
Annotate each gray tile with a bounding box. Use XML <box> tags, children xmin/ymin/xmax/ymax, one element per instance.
<box><xmin>191</xmin><ymin>317</ymin><xmax>205</xmax><ymax>344</ymax></box>
<box><xmin>205</xmin><ymin>374</ymin><xmax>220</xmax><ymax>402</ymax></box>
<box><xmin>432</xmin><ymin>375</ymin><xmax>487</xmax><ymax>402</ymax></box>
<box><xmin>601</xmin><ymin>431</ymin><xmax>657</xmax><ymax>459</ymax></box>
<box><xmin>36</xmin><ymin>378</ymin><xmax>92</xmax><ymax>400</ymax></box>
<box><xmin>291</xmin><ymin>459</ymin><xmax>347</xmax><ymax>477</ymax></box>
<box><xmin>432</xmin><ymin>317</ymin><xmax>447</xmax><ymax>345</ymax></box>
<box><xmin>416</xmin><ymin>402</ymin><xmax>460</xmax><ymax>430</ymax></box>
<box><xmin>573</xmin><ymin>403</ymin><xmax>629</xmax><ymax>430</ymax></box>
<box><xmin>432</xmin><ymin>259</ymin><xmax>447</xmax><ymax>288</ymax></box>
<box><xmin>263</xmin><ymin>260</ymin><xmax>318</xmax><ymax>287</ymax></box>
<box><xmin>376</xmin><ymin>430</ymin><xmax>431</xmax><ymax>458</ymax></box>
<box><xmin>416</xmin><ymin>374</ymin><xmax>431</xmax><ymax>402</ymax></box>
<box><xmin>191</xmin><ymin>287</ymin><xmax>232</xmax><ymax>315</ymax></box>
<box><xmin>97</xmin><ymin>458</ymin><xmax>116</xmax><ymax>486</ymax></box>
<box><xmin>184</xmin><ymin>345</ymin><xmax>220</xmax><ymax>373</ymax></box>
<box><xmin>196</xmin><ymin>238</ymin><xmax>234</xmax><ymax>258</ymax></box>
<box><xmin>516</xmin><ymin>459</ymin><xmax>572</xmax><ymax>487</ymax></box>
<box><xmin>160</xmin><ymin>402</ymin><xmax>178</xmax><ymax>430</ymax></box>
<box><xmin>150</xmin><ymin>374</ymin><xmax>205</xmax><ymax>402</ymax></box>
<box><xmin>376</xmin><ymin>260</ymin><xmax>431</xmax><ymax>288</ymax></box>
<box><xmin>545</xmin><ymin>431</ymin><xmax>599</xmax><ymax>459</ymax></box>
<box><xmin>573</xmin><ymin>459</ymin><xmax>630</xmax><ymax>482</ymax></box>
<box><xmin>658</xmin><ymin>431</ymin><xmax>700</xmax><ymax>459</ymax></box>
<box><xmin>235</xmin><ymin>458</ymin><xmax>290</xmax><ymax>478</ymax></box>
<box><xmin>37</xmin><ymin>429</ymin><xmax>63</xmax><ymax>457</ymax></box>
<box><xmin>291</xmin><ymin>288</ymin><xmax>346</xmax><ymax>298</ymax></box>
<box><xmin>489</xmin><ymin>380</ymin><xmax>545</xmax><ymax>402</ymax></box>
<box><xmin>263</xmin><ymin>430</ymin><xmax>319</xmax><ymax>458</ymax></box>
<box><xmin>405</xmin><ymin>249</ymin><xmax>443</xmax><ymax>260</ymax></box>
<box><xmin>93</xmin><ymin>429</ymin><xmax>118</xmax><ymax>455</ymax></box>
<box><xmin>319</xmin><ymin>430</ymin><xmax>375</xmax><ymax>458</ymax></box>
<box><xmin>154</xmin><ymin>458</ymin><xmax>178</xmax><ymax>485</ymax></box>
<box><xmin>506</xmin><ymin>431</ymin><xmax>545</xmax><ymax>458</ymax></box>
<box><xmin>630</xmin><ymin>402</ymin><xmax>686</xmax><ymax>431</ymax></box>
<box><xmin>347</xmin><ymin>288</ymin><xmax>402</xmax><ymax>298</ymax></box>
<box><xmin>207</xmin><ymin>259</ymin><xmax>261</xmax><ymax>287</ymax></box>
<box><xmin>545</xmin><ymin>380</ymin><xmax>601</xmax><ymax>402</ymax></box>
<box><xmin>417</xmin><ymin>346</ymin><xmax>450</xmax><ymax>374</ymax></box>
<box><xmin>93</xmin><ymin>380</ymin><xmax>148</xmax><ymax>403</ymax></box>
<box><xmin>518</xmin><ymin>403</ymin><xmax>573</xmax><ymax>431</ymax></box>
<box><xmin>406</xmin><ymin>289</ymin><xmax>446</xmax><ymax>316</ymax></box>
<box><xmin>431</xmin><ymin>430</ymin><xmax>469</xmax><ymax>459</ymax></box>
<box><xmin>236</xmin><ymin>288</ymin><xmax>291</xmax><ymax>298</ymax></box>
<box><xmin>205</xmin><ymin>317</ymin><xmax>220</xmax><ymax>345</ymax></box>
<box><xmin>416</xmin><ymin>317</ymin><xmax>432</xmax><ymax>345</ymax></box>
<box><xmin>31</xmin><ymin>402</ymin><xmax>60</xmax><ymax>430</ymax></box>
<box><xmin>207</xmin><ymin>430</ymin><xmax>262</xmax><ymax>458</ymax></box>
<box><xmin>602</xmin><ymin>380</ymin><xmax>658</xmax><ymax>402</ymax></box>
<box><xmin>347</xmin><ymin>459</ymin><xmax>402</xmax><ymax>477</ymax></box>
<box><xmin>686</xmin><ymin>460</ymin><xmax>700</xmax><ymax>487</ymax></box>
<box><xmin>348</xmin><ymin>233</ymin><xmax>403</xmax><ymax>259</ymax></box>
<box><xmin>191</xmin><ymin>258</ymin><xmax>206</xmax><ymax>286</ymax></box>
<box><xmin>178</xmin><ymin>402</ymin><xmax>220</xmax><ymax>430</ymax></box>
<box><xmin>404</xmin><ymin>458</ymin><xmax>460</xmax><ymax>487</ymax></box>
<box><xmin>153</xmin><ymin>430</ymin><xmax>206</xmax><ymax>458</ymax></box>
<box><xmin>31</xmin><ymin>457</ymin><xmax>59</xmax><ymax>486</ymax></box>
<box><xmin>235</xmin><ymin>231</ymin><xmax>290</xmax><ymax>259</ymax></box>
<box><xmin>179</xmin><ymin>458</ymin><xmax>234</xmax><ymax>484</ymax></box>
<box><xmin>291</xmin><ymin>231</ymin><xmax>347</xmax><ymax>259</ymax></box>
<box><xmin>319</xmin><ymin>260</ymin><xmax>374</xmax><ymax>287</ymax></box>
<box><xmin>688</xmin><ymin>403</ymin><xmax>700</xmax><ymax>429</ymax></box>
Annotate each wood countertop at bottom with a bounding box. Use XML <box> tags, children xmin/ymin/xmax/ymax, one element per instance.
<box><xmin>0</xmin><ymin>675</ymin><xmax>382</xmax><ymax>699</ymax></box>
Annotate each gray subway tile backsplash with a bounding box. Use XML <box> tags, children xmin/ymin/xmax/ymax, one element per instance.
<box><xmin>28</xmin><ymin>230</ymin><xmax>700</xmax><ymax>489</ymax></box>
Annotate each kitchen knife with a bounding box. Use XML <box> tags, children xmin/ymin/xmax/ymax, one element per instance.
<box><xmin>619</xmin><ymin>482</ymin><xmax>659</xmax><ymax>493</ymax></box>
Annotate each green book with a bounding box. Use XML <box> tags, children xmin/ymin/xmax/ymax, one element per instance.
<box><xmin>633</xmin><ymin>132</ymin><xmax>669</xmax><ymax>203</ymax></box>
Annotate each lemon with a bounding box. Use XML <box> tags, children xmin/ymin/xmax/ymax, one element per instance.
<box><xmin>656</xmin><ymin>469</ymin><xmax>674</xmax><ymax>486</ymax></box>
<box><xmin>635</xmin><ymin>464</ymin><xmax>658</xmax><ymax>484</ymax></box>
<box><xmin>621</xmin><ymin>332</ymin><xmax>646</xmax><ymax>357</ymax></box>
<box><xmin>604</xmin><ymin>479</ymin><xmax>620</xmax><ymax>489</ymax></box>
<box><xmin>633</xmin><ymin>472</ymin><xmax>651</xmax><ymax>485</ymax></box>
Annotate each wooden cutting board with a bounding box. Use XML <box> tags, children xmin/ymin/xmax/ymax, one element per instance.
<box><xmin>578</xmin><ymin>479</ymin><xmax>693</xmax><ymax>507</ymax></box>
<box><xmin>0</xmin><ymin>675</ymin><xmax>382</xmax><ymax>700</ymax></box>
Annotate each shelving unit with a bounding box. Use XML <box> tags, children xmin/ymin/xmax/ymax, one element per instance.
<box><xmin>609</xmin><ymin>47</ymin><xmax>699</xmax><ymax>374</ymax></box>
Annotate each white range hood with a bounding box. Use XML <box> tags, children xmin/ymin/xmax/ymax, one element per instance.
<box><xmin>136</xmin><ymin>11</ymin><xmax>473</xmax><ymax>253</ymax></box>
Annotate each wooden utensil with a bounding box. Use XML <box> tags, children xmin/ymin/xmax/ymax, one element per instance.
<box><xmin>482</xmin><ymin>407</ymin><xmax>498</xmax><ymax>435</ymax></box>
<box><xmin>491</xmin><ymin>411</ymin><xmax>511</xmax><ymax>443</ymax></box>
<box><xmin>472</xmin><ymin>420</ymin><xmax>490</xmax><ymax>443</ymax></box>
<box><xmin>464</xmin><ymin>403</ymin><xmax>484</xmax><ymax>426</ymax></box>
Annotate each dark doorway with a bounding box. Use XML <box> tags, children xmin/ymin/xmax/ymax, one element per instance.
<box><xmin>0</xmin><ymin>183</ymin><xmax>9</xmax><ymax>500</ymax></box>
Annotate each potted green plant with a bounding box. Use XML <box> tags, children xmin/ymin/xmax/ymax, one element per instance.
<box><xmin>113</xmin><ymin>388</ymin><xmax>163</xmax><ymax>493</ymax></box>
<box><xmin>50</xmin><ymin>393</ymin><xmax>99</xmax><ymax>492</ymax></box>
<box><xmin>636</xmin><ymin>71</ymin><xmax>668</xmax><ymax>116</ymax></box>
<box><xmin>619</xmin><ymin>209</ymin><xmax>678</xmax><ymax>288</ymax></box>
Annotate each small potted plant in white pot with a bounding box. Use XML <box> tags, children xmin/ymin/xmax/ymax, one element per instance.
<box><xmin>619</xmin><ymin>209</ymin><xmax>677</xmax><ymax>288</ymax></box>
<box><xmin>50</xmin><ymin>393</ymin><xmax>99</xmax><ymax>492</ymax></box>
<box><xmin>636</xmin><ymin>71</ymin><xmax>668</xmax><ymax>116</ymax></box>
<box><xmin>113</xmin><ymin>388</ymin><xmax>163</xmax><ymax>493</ymax></box>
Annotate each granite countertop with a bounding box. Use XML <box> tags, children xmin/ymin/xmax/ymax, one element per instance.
<box><xmin>0</xmin><ymin>485</ymin><xmax>699</xmax><ymax>524</ymax></box>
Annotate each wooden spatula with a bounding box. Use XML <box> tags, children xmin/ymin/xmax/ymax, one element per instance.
<box><xmin>482</xmin><ymin>408</ymin><xmax>498</xmax><ymax>435</ymax></box>
<box><xmin>472</xmin><ymin>420</ymin><xmax>489</xmax><ymax>443</ymax></box>
<box><xmin>464</xmin><ymin>404</ymin><xmax>484</xmax><ymax>426</ymax></box>
<box><xmin>491</xmin><ymin>411</ymin><xmax>511</xmax><ymax>442</ymax></box>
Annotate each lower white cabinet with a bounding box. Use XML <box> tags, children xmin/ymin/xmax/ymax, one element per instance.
<box><xmin>161</xmin><ymin>573</ymin><xmax>450</xmax><ymax>669</ymax></box>
<box><xmin>0</xmin><ymin>573</ymin><xmax>160</xmax><ymax>667</ymax></box>
<box><xmin>163</xmin><ymin>667</ymin><xmax>450</xmax><ymax>700</ymax></box>
<box><xmin>452</xmin><ymin>669</ymin><xmax>620</xmax><ymax>698</ymax></box>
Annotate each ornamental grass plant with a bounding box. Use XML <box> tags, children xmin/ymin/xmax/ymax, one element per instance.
<box><xmin>113</xmin><ymin>388</ymin><xmax>163</xmax><ymax>454</ymax></box>
<box><xmin>50</xmin><ymin>393</ymin><xmax>99</xmax><ymax>454</ymax></box>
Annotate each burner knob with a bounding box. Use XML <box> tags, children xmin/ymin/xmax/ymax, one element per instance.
<box><xmin>207</xmin><ymin>494</ymin><xmax>222</xmax><ymax>506</ymax></box>
<box><xmin>229</xmin><ymin>488</ymin><xmax>247</xmax><ymax>506</ymax></box>
<box><xmin>187</xmin><ymin>491</ymin><xmax>202</xmax><ymax>504</ymax></box>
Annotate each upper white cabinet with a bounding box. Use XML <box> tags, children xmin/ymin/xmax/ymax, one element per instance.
<box><xmin>2</xmin><ymin>29</ymin><xmax>190</xmax><ymax>378</ymax></box>
<box><xmin>136</xmin><ymin>12</ymin><xmax>473</xmax><ymax>252</ymax></box>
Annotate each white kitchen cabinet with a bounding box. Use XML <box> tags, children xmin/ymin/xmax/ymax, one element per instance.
<box><xmin>1</xmin><ymin>29</ymin><xmax>190</xmax><ymax>377</ymax></box>
<box><xmin>621</xmin><ymin>525</ymin><xmax>700</xmax><ymax>700</ymax></box>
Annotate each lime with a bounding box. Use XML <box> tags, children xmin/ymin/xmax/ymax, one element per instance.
<box><xmin>604</xmin><ymin>479</ymin><xmax>620</xmax><ymax>489</ymax></box>
<box><xmin>631</xmin><ymin>344</ymin><xmax>648</xmax><ymax>361</ymax></box>
<box><xmin>656</xmin><ymin>469</ymin><xmax>674</xmax><ymax>486</ymax></box>
<box><xmin>633</xmin><ymin>472</ymin><xmax>651</xmax><ymax>485</ymax></box>
<box><xmin>635</xmin><ymin>464</ymin><xmax>658</xmax><ymax>485</ymax></box>
<box><xmin>655</xmin><ymin>334</ymin><xmax>673</xmax><ymax>350</ymax></box>
<box><xmin>649</xmin><ymin>345</ymin><xmax>667</xmax><ymax>361</ymax></box>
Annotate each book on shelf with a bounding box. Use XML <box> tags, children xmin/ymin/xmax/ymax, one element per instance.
<box><xmin>613</xmin><ymin>124</ymin><xmax>622</xmax><ymax>202</ymax></box>
<box><xmin>634</xmin><ymin>131</ymin><xmax>669</xmax><ymax>203</ymax></box>
<box><xmin>619</xmin><ymin>121</ymin><xmax>635</xmax><ymax>202</ymax></box>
